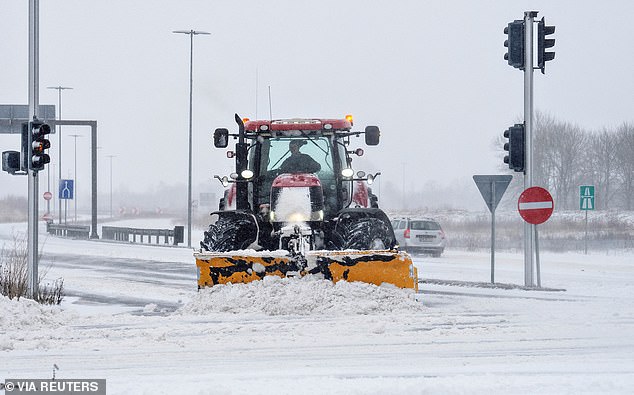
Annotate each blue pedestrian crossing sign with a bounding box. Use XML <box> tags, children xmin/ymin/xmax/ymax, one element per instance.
<box><xmin>580</xmin><ymin>185</ymin><xmax>594</xmax><ymax>210</ymax></box>
<box><xmin>59</xmin><ymin>179</ymin><xmax>74</xmax><ymax>200</ymax></box>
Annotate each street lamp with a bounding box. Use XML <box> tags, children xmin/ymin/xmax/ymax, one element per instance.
<box><xmin>47</xmin><ymin>85</ymin><xmax>73</xmax><ymax>224</ymax></box>
<box><xmin>106</xmin><ymin>155</ymin><xmax>116</xmax><ymax>218</ymax></box>
<box><xmin>69</xmin><ymin>134</ymin><xmax>82</xmax><ymax>223</ymax></box>
<box><xmin>173</xmin><ymin>29</ymin><xmax>210</xmax><ymax>248</ymax></box>
<box><xmin>402</xmin><ymin>162</ymin><xmax>406</xmax><ymax>210</ymax></box>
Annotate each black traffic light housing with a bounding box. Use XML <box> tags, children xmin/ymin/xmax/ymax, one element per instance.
<box><xmin>22</xmin><ymin>120</ymin><xmax>51</xmax><ymax>172</ymax></box>
<box><xmin>2</xmin><ymin>151</ymin><xmax>22</xmax><ymax>175</ymax></box>
<box><xmin>504</xmin><ymin>20</ymin><xmax>525</xmax><ymax>70</ymax></box>
<box><xmin>537</xmin><ymin>17</ymin><xmax>556</xmax><ymax>74</ymax></box>
<box><xmin>503</xmin><ymin>123</ymin><xmax>525</xmax><ymax>173</ymax></box>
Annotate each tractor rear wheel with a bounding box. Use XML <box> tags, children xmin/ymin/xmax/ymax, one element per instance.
<box><xmin>337</xmin><ymin>217</ymin><xmax>392</xmax><ymax>250</ymax></box>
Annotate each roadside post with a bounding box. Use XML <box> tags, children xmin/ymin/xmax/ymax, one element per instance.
<box><xmin>580</xmin><ymin>185</ymin><xmax>595</xmax><ymax>254</ymax></box>
<box><xmin>518</xmin><ymin>186</ymin><xmax>554</xmax><ymax>287</ymax></box>
<box><xmin>59</xmin><ymin>179</ymin><xmax>74</xmax><ymax>225</ymax></box>
<box><xmin>473</xmin><ymin>175</ymin><xmax>513</xmax><ymax>283</ymax></box>
<box><xmin>503</xmin><ymin>10</ymin><xmax>556</xmax><ymax>287</ymax></box>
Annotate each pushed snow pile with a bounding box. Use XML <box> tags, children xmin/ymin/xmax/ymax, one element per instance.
<box><xmin>0</xmin><ymin>294</ymin><xmax>72</xmax><ymax>331</ymax></box>
<box><xmin>179</xmin><ymin>276</ymin><xmax>423</xmax><ymax>316</ymax></box>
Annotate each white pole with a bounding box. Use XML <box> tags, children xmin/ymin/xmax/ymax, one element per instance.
<box><xmin>523</xmin><ymin>11</ymin><xmax>537</xmax><ymax>287</ymax></box>
<box><xmin>490</xmin><ymin>181</ymin><xmax>496</xmax><ymax>284</ymax></box>
<box><xmin>47</xmin><ymin>86</ymin><xmax>74</xmax><ymax>224</ymax></box>
<box><xmin>27</xmin><ymin>0</ymin><xmax>40</xmax><ymax>299</ymax></box>
<box><xmin>57</xmin><ymin>89</ymin><xmax>61</xmax><ymax>224</ymax></box>
<box><xmin>173</xmin><ymin>29</ymin><xmax>210</xmax><ymax>248</ymax></box>
<box><xmin>108</xmin><ymin>155</ymin><xmax>115</xmax><ymax>218</ymax></box>
<box><xmin>535</xmin><ymin>225</ymin><xmax>541</xmax><ymax>287</ymax></box>
<box><xmin>69</xmin><ymin>134</ymin><xmax>81</xmax><ymax>222</ymax></box>
<box><xmin>187</xmin><ymin>32</ymin><xmax>193</xmax><ymax>248</ymax></box>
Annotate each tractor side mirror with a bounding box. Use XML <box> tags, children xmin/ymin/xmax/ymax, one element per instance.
<box><xmin>365</xmin><ymin>126</ymin><xmax>380</xmax><ymax>146</ymax></box>
<box><xmin>214</xmin><ymin>128</ymin><xmax>229</xmax><ymax>148</ymax></box>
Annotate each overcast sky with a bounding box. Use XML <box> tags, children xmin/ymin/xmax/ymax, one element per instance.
<box><xmin>1</xmin><ymin>0</ymin><xmax>633</xmax><ymax>207</ymax></box>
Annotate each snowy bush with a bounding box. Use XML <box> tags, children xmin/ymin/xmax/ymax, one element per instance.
<box><xmin>0</xmin><ymin>233</ymin><xmax>64</xmax><ymax>305</ymax></box>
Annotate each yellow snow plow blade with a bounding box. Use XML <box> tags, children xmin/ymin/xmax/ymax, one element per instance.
<box><xmin>195</xmin><ymin>250</ymin><xmax>418</xmax><ymax>291</ymax></box>
<box><xmin>315</xmin><ymin>250</ymin><xmax>418</xmax><ymax>291</ymax></box>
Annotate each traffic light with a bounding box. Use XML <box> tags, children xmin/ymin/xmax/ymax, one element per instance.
<box><xmin>22</xmin><ymin>120</ymin><xmax>51</xmax><ymax>171</ymax></box>
<box><xmin>504</xmin><ymin>20</ymin><xmax>524</xmax><ymax>70</ymax></box>
<box><xmin>503</xmin><ymin>123</ymin><xmax>525</xmax><ymax>173</ymax></box>
<box><xmin>537</xmin><ymin>17</ymin><xmax>556</xmax><ymax>74</ymax></box>
<box><xmin>2</xmin><ymin>151</ymin><xmax>22</xmax><ymax>174</ymax></box>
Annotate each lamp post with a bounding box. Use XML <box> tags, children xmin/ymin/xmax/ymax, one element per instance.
<box><xmin>106</xmin><ymin>155</ymin><xmax>116</xmax><ymax>218</ymax></box>
<box><xmin>69</xmin><ymin>133</ymin><xmax>82</xmax><ymax>223</ymax></box>
<box><xmin>47</xmin><ymin>85</ymin><xmax>73</xmax><ymax>224</ymax></box>
<box><xmin>173</xmin><ymin>29</ymin><xmax>210</xmax><ymax>248</ymax></box>
<box><xmin>401</xmin><ymin>162</ymin><xmax>406</xmax><ymax>210</ymax></box>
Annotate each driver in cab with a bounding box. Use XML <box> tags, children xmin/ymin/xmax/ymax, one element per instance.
<box><xmin>280</xmin><ymin>139</ymin><xmax>321</xmax><ymax>174</ymax></box>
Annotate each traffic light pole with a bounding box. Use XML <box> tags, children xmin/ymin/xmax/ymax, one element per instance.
<box><xmin>523</xmin><ymin>11</ymin><xmax>537</xmax><ymax>287</ymax></box>
<box><xmin>27</xmin><ymin>0</ymin><xmax>40</xmax><ymax>299</ymax></box>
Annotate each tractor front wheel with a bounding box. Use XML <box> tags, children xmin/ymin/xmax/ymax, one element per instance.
<box><xmin>200</xmin><ymin>214</ymin><xmax>257</xmax><ymax>252</ymax></box>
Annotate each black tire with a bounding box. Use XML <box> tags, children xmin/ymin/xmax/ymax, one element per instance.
<box><xmin>337</xmin><ymin>217</ymin><xmax>393</xmax><ymax>250</ymax></box>
<box><xmin>200</xmin><ymin>214</ymin><xmax>257</xmax><ymax>252</ymax></box>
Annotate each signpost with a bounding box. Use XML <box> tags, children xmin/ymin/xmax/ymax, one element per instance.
<box><xmin>0</xmin><ymin>104</ymin><xmax>56</xmax><ymax>134</ymax></box>
<box><xmin>59</xmin><ymin>179</ymin><xmax>74</xmax><ymax>225</ymax></box>
<box><xmin>580</xmin><ymin>185</ymin><xmax>595</xmax><ymax>210</ymax></box>
<box><xmin>518</xmin><ymin>186</ymin><xmax>554</xmax><ymax>225</ymax></box>
<box><xmin>580</xmin><ymin>185</ymin><xmax>595</xmax><ymax>254</ymax></box>
<box><xmin>473</xmin><ymin>175</ymin><xmax>513</xmax><ymax>283</ymax></box>
<box><xmin>503</xmin><ymin>11</ymin><xmax>556</xmax><ymax>287</ymax></box>
<box><xmin>43</xmin><ymin>191</ymin><xmax>52</xmax><ymax>218</ymax></box>
<box><xmin>518</xmin><ymin>186</ymin><xmax>554</xmax><ymax>287</ymax></box>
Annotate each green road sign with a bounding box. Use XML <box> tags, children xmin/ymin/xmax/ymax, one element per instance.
<box><xmin>580</xmin><ymin>185</ymin><xmax>595</xmax><ymax>210</ymax></box>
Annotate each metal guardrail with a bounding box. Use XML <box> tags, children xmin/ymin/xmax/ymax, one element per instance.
<box><xmin>46</xmin><ymin>223</ymin><xmax>91</xmax><ymax>239</ymax></box>
<box><xmin>101</xmin><ymin>225</ymin><xmax>184</xmax><ymax>246</ymax></box>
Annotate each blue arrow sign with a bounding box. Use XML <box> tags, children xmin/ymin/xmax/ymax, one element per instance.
<box><xmin>59</xmin><ymin>179</ymin><xmax>74</xmax><ymax>200</ymax></box>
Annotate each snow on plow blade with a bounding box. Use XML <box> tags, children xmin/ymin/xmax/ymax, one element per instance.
<box><xmin>195</xmin><ymin>250</ymin><xmax>418</xmax><ymax>291</ymax></box>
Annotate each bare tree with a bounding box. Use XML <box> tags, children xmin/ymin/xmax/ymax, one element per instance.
<box><xmin>494</xmin><ymin>113</ymin><xmax>633</xmax><ymax>211</ymax></box>
<box><xmin>615</xmin><ymin>123</ymin><xmax>634</xmax><ymax>210</ymax></box>
<box><xmin>533</xmin><ymin>112</ymin><xmax>557</xmax><ymax>192</ymax></box>
<box><xmin>587</xmin><ymin>129</ymin><xmax>619</xmax><ymax>209</ymax></box>
<box><xmin>535</xmin><ymin>115</ymin><xmax>587</xmax><ymax>210</ymax></box>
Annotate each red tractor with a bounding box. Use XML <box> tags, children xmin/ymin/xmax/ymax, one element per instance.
<box><xmin>195</xmin><ymin>114</ymin><xmax>417</xmax><ymax>290</ymax></box>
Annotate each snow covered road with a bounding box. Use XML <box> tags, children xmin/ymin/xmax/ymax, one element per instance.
<box><xmin>1</xmin><ymin>223</ymin><xmax>633</xmax><ymax>394</ymax></box>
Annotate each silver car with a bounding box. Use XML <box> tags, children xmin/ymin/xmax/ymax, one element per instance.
<box><xmin>392</xmin><ymin>217</ymin><xmax>446</xmax><ymax>257</ymax></box>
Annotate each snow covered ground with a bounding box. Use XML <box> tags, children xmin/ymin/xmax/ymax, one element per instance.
<box><xmin>1</xmin><ymin>220</ymin><xmax>634</xmax><ymax>394</ymax></box>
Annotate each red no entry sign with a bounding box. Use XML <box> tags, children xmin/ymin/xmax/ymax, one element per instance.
<box><xmin>43</xmin><ymin>191</ymin><xmax>52</xmax><ymax>201</ymax></box>
<box><xmin>518</xmin><ymin>186</ymin><xmax>554</xmax><ymax>225</ymax></box>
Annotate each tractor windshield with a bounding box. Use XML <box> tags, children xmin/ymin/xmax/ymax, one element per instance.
<box><xmin>265</xmin><ymin>137</ymin><xmax>333</xmax><ymax>175</ymax></box>
<box><xmin>252</xmin><ymin>136</ymin><xmax>342</xmax><ymax>215</ymax></box>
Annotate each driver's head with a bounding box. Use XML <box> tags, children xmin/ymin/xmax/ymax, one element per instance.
<box><xmin>289</xmin><ymin>139</ymin><xmax>306</xmax><ymax>153</ymax></box>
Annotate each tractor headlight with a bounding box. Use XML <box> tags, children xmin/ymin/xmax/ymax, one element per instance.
<box><xmin>367</xmin><ymin>174</ymin><xmax>375</xmax><ymax>185</ymax></box>
<box><xmin>287</xmin><ymin>212</ymin><xmax>310</xmax><ymax>222</ymax></box>
<box><xmin>310</xmin><ymin>210</ymin><xmax>324</xmax><ymax>221</ymax></box>
<box><xmin>341</xmin><ymin>168</ymin><xmax>354</xmax><ymax>178</ymax></box>
<box><xmin>241</xmin><ymin>169</ymin><xmax>254</xmax><ymax>179</ymax></box>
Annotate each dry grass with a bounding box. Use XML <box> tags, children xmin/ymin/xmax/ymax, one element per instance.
<box><xmin>437</xmin><ymin>211</ymin><xmax>634</xmax><ymax>253</ymax></box>
<box><xmin>0</xmin><ymin>234</ymin><xmax>64</xmax><ymax>305</ymax></box>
